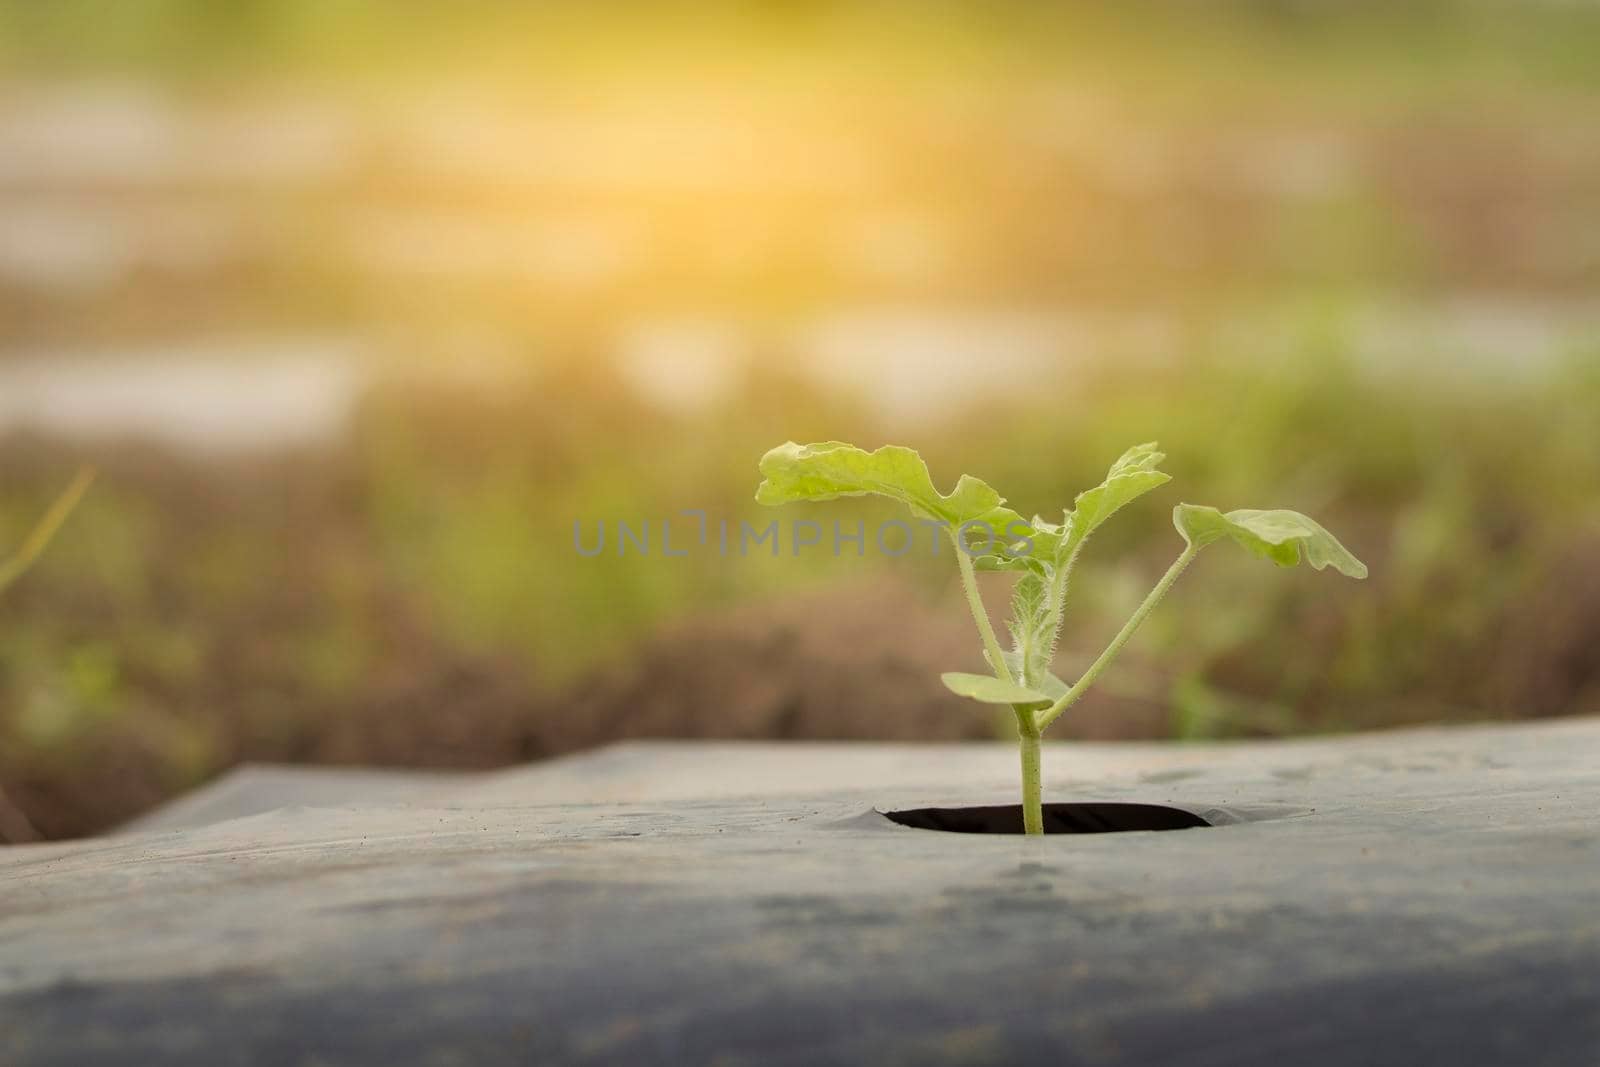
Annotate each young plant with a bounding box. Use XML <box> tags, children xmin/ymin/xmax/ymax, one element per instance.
<box><xmin>755</xmin><ymin>441</ymin><xmax>1366</xmax><ymax>835</ymax></box>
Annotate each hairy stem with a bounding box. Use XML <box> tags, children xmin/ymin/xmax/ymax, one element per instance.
<box><xmin>1015</xmin><ymin>707</ymin><xmax>1044</xmax><ymax>835</ymax></box>
<box><xmin>1045</xmin><ymin>540</ymin><xmax>1083</xmax><ymax>620</ymax></box>
<box><xmin>952</xmin><ymin>532</ymin><xmax>1012</xmax><ymax>683</ymax></box>
<box><xmin>1036</xmin><ymin>543</ymin><xmax>1199</xmax><ymax>732</ymax></box>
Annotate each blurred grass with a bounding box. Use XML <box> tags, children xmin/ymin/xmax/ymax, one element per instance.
<box><xmin>4</xmin><ymin>335</ymin><xmax>1600</xmax><ymax>838</ymax></box>
<box><xmin>2</xmin><ymin>0</ymin><xmax>1599</xmax><ymax>839</ymax></box>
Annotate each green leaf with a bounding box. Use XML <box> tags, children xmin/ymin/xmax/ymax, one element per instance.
<box><xmin>1060</xmin><ymin>442</ymin><xmax>1172</xmax><ymax>559</ymax></box>
<box><xmin>998</xmin><ymin>649</ymin><xmax>1073</xmax><ymax>702</ymax></box>
<box><xmin>940</xmin><ymin>672</ymin><xmax>1052</xmax><ymax>705</ymax></box>
<box><xmin>756</xmin><ymin>441</ymin><xmax>1035</xmax><ymax>557</ymax></box>
<box><xmin>973</xmin><ymin>551</ymin><xmax>1046</xmax><ymax>573</ymax></box>
<box><xmin>1173</xmin><ymin>505</ymin><xmax>1368</xmax><ymax>578</ymax></box>
<box><xmin>756</xmin><ymin>441</ymin><xmax>939</xmax><ymax>513</ymax></box>
<box><xmin>1036</xmin><ymin>669</ymin><xmax>1070</xmax><ymax>702</ymax></box>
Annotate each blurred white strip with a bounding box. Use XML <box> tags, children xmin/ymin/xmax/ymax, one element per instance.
<box><xmin>0</xmin><ymin>201</ymin><xmax>243</xmax><ymax>290</ymax></box>
<box><xmin>0</xmin><ymin>86</ymin><xmax>353</xmax><ymax>188</ymax></box>
<box><xmin>617</xmin><ymin>318</ymin><xmax>741</xmax><ymax>415</ymax></box>
<box><xmin>0</xmin><ymin>341</ymin><xmax>368</xmax><ymax>453</ymax></box>
<box><xmin>801</xmin><ymin>309</ymin><xmax>1093</xmax><ymax>423</ymax></box>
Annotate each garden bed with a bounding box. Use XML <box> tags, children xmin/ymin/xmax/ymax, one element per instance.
<box><xmin>3</xmin><ymin>719</ymin><xmax>1598</xmax><ymax>1065</ymax></box>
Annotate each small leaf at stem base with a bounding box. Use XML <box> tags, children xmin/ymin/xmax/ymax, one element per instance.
<box><xmin>940</xmin><ymin>672</ymin><xmax>1052</xmax><ymax>705</ymax></box>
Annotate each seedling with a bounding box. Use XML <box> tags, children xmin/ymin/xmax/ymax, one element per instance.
<box><xmin>756</xmin><ymin>441</ymin><xmax>1366</xmax><ymax>835</ymax></box>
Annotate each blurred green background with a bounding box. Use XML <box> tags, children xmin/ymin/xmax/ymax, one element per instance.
<box><xmin>2</xmin><ymin>1</ymin><xmax>1598</xmax><ymax>840</ymax></box>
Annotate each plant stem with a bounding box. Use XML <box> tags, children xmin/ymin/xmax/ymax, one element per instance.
<box><xmin>952</xmin><ymin>531</ymin><xmax>1046</xmax><ymax>834</ymax></box>
<box><xmin>1016</xmin><ymin>707</ymin><xmax>1044</xmax><ymax>835</ymax></box>
<box><xmin>1046</xmin><ymin>540</ymin><xmax>1084</xmax><ymax>620</ymax></box>
<box><xmin>952</xmin><ymin>531</ymin><xmax>1012</xmax><ymax>682</ymax></box>
<box><xmin>1036</xmin><ymin>543</ymin><xmax>1199</xmax><ymax>732</ymax></box>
